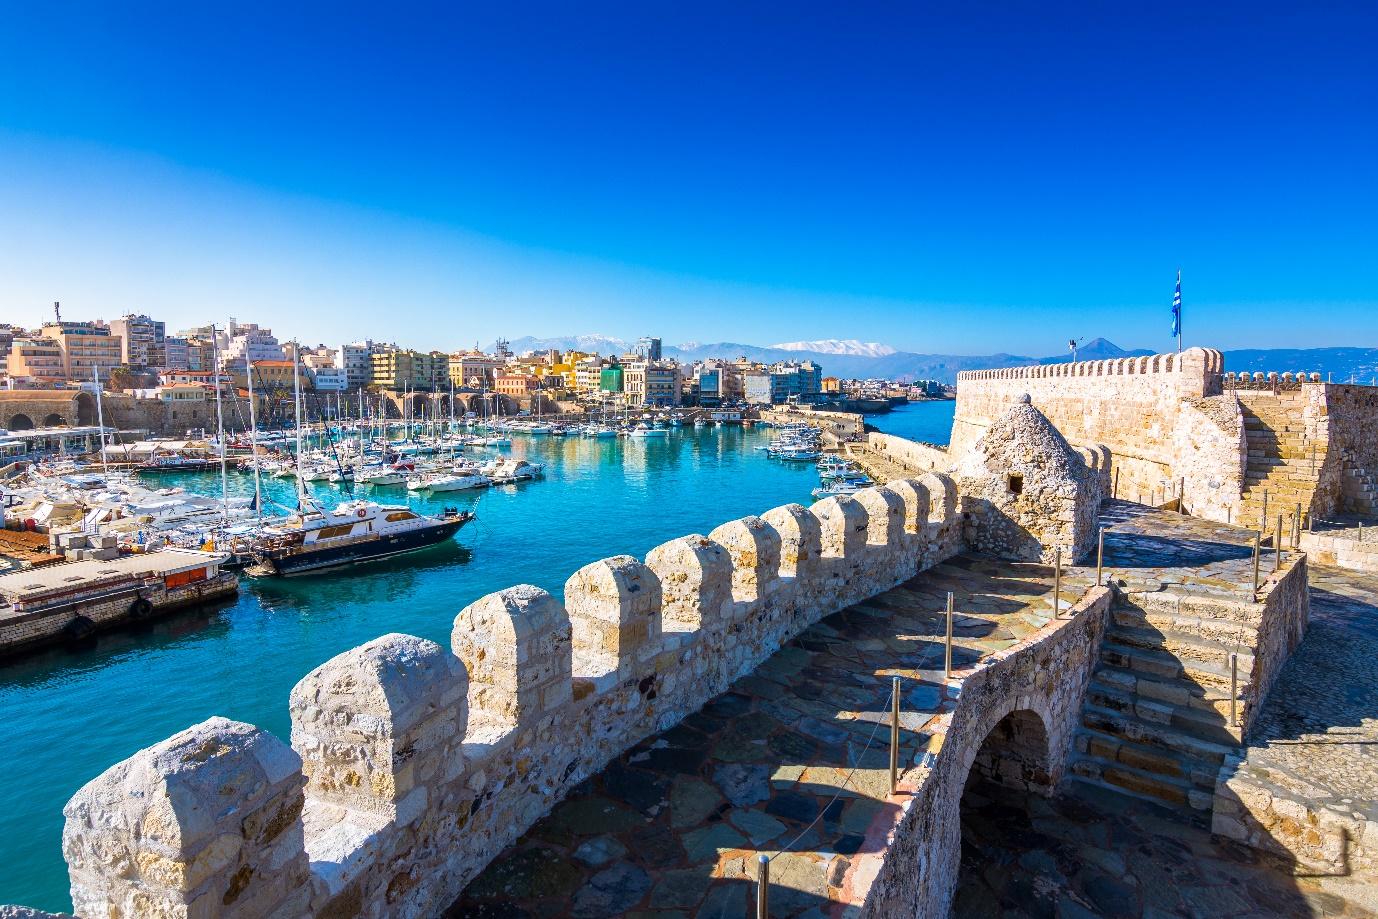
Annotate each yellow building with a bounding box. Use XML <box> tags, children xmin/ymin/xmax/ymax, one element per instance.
<box><xmin>6</xmin><ymin>337</ymin><xmax>66</xmax><ymax>383</ymax></box>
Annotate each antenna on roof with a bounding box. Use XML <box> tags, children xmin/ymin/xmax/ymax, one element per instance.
<box><xmin>53</xmin><ymin>301</ymin><xmax>61</xmax><ymax>323</ymax></box>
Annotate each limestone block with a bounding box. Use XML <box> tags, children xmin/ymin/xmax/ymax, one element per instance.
<box><xmin>760</xmin><ymin>502</ymin><xmax>822</xmax><ymax>583</ymax></box>
<box><xmin>708</xmin><ymin>515</ymin><xmax>784</xmax><ymax>608</ymax></box>
<box><xmin>565</xmin><ymin>555</ymin><xmax>662</xmax><ymax>690</ymax></box>
<box><xmin>290</xmin><ymin>633</ymin><xmax>465</xmax><ymax>819</ymax></box>
<box><xmin>452</xmin><ymin>585</ymin><xmax>572</xmax><ymax>737</ymax></box>
<box><xmin>645</xmin><ymin>534</ymin><xmax>732</xmax><ymax>638</ymax></box>
<box><xmin>62</xmin><ymin>717</ymin><xmax>308</xmax><ymax>919</ymax></box>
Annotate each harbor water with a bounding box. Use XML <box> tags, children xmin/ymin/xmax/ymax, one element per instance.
<box><xmin>0</xmin><ymin>406</ymin><xmax>953</xmax><ymax>911</ymax></box>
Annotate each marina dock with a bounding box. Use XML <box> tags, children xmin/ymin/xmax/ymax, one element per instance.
<box><xmin>0</xmin><ymin>548</ymin><xmax>238</xmax><ymax>658</ymax></box>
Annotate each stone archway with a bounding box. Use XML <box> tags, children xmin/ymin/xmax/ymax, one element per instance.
<box><xmin>76</xmin><ymin>392</ymin><xmax>97</xmax><ymax>426</ymax></box>
<box><xmin>7</xmin><ymin>413</ymin><xmax>34</xmax><ymax>431</ymax></box>
<box><xmin>43</xmin><ymin>413</ymin><xmax>67</xmax><ymax>427</ymax></box>
<box><xmin>964</xmin><ymin>707</ymin><xmax>1053</xmax><ymax>794</ymax></box>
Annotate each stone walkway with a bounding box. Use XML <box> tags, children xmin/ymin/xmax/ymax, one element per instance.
<box><xmin>954</xmin><ymin>775</ymin><xmax>1371</xmax><ymax>919</ymax></box>
<box><xmin>446</xmin><ymin>554</ymin><xmax>1092</xmax><ymax>918</ymax></box>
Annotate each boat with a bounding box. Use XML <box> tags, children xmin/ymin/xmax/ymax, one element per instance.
<box><xmin>240</xmin><ymin>499</ymin><xmax>473</xmax><ymax>576</ymax></box>
<box><xmin>418</xmin><ymin>473</ymin><xmax>490</xmax><ymax>492</ymax></box>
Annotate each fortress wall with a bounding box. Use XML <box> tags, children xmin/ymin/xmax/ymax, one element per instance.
<box><xmin>865</xmin><ymin>432</ymin><xmax>953</xmax><ymax>473</ymax></box>
<box><xmin>954</xmin><ymin>348</ymin><xmax>1237</xmax><ymax>517</ymax></box>
<box><xmin>56</xmin><ymin>476</ymin><xmax>965</xmax><ymax>919</ymax></box>
<box><xmin>852</xmin><ymin>585</ymin><xmax>1114</xmax><ymax>918</ymax></box>
<box><xmin>1320</xmin><ymin>384</ymin><xmax>1378</xmax><ymax>516</ymax></box>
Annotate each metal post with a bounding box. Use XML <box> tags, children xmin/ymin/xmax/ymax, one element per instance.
<box><xmin>944</xmin><ymin>592</ymin><xmax>955</xmax><ymax>679</ymax></box>
<box><xmin>1226</xmin><ymin>506</ymin><xmax>1232</xmax><ymax>525</ymax></box>
<box><xmin>1308</xmin><ymin>512</ymin><xmax>1313</xmax><ymax>534</ymax></box>
<box><xmin>1053</xmin><ymin>547</ymin><xmax>1062</xmax><ymax>618</ymax></box>
<box><xmin>1274</xmin><ymin>514</ymin><xmax>1283</xmax><ymax>572</ymax></box>
<box><xmin>889</xmin><ymin>676</ymin><xmax>901</xmax><ymax>793</ymax></box>
<box><xmin>1113</xmin><ymin>467</ymin><xmax>1119</xmax><ymax>499</ymax></box>
<box><xmin>1251</xmin><ymin>532</ymin><xmax>1261</xmax><ymax>599</ymax></box>
<box><xmin>756</xmin><ymin>854</ymin><xmax>770</xmax><ymax>919</ymax></box>
<box><xmin>1178</xmin><ymin>477</ymin><xmax>1185</xmax><ymax>514</ymax></box>
<box><xmin>1262</xmin><ymin>490</ymin><xmax>1268</xmax><ymax>525</ymax></box>
<box><xmin>1096</xmin><ymin>528</ymin><xmax>1105</xmax><ymax>585</ymax></box>
<box><xmin>1229</xmin><ymin>652</ymin><xmax>1239</xmax><ymax>728</ymax></box>
<box><xmin>1293</xmin><ymin>504</ymin><xmax>1301</xmax><ymax>547</ymax></box>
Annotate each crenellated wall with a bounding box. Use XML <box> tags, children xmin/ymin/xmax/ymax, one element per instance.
<box><xmin>55</xmin><ymin>474</ymin><xmax>965</xmax><ymax>919</ymax></box>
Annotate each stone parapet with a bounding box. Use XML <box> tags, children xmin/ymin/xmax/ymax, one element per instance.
<box><xmin>52</xmin><ymin>475</ymin><xmax>965</xmax><ymax>919</ymax></box>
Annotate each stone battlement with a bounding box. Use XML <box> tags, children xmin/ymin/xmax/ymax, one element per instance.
<box><xmin>57</xmin><ymin>475</ymin><xmax>965</xmax><ymax>919</ymax></box>
<box><xmin>957</xmin><ymin>347</ymin><xmax>1225</xmax><ymax>385</ymax></box>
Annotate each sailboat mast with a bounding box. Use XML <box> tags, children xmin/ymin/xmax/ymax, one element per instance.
<box><xmin>246</xmin><ymin>350</ymin><xmax>262</xmax><ymax>519</ymax></box>
<box><xmin>293</xmin><ymin>340</ymin><xmax>305</xmax><ymax>503</ymax></box>
<box><xmin>211</xmin><ymin>325</ymin><xmax>230</xmax><ymax>525</ymax></box>
<box><xmin>91</xmin><ymin>365</ymin><xmax>109</xmax><ymax>477</ymax></box>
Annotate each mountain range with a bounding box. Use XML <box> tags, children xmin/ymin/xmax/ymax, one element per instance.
<box><xmin>493</xmin><ymin>335</ymin><xmax>1378</xmax><ymax>385</ymax></box>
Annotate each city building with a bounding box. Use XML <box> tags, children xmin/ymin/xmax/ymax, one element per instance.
<box><xmin>573</xmin><ymin>356</ymin><xmax>609</xmax><ymax>393</ymax></box>
<box><xmin>339</xmin><ymin>341</ymin><xmax>390</xmax><ymax>389</ymax></box>
<box><xmin>623</xmin><ymin>361</ymin><xmax>681</xmax><ymax>407</ymax></box>
<box><xmin>599</xmin><ymin>363</ymin><xmax>625</xmax><ymax>394</ymax></box>
<box><xmin>634</xmin><ymin>336</ymin><xmax>662</xmax><ymax>362</ymax></box>
<box><xmin>6</xmin><ymin>336</ymin><xmax>66</xmax><ymax>383</ymax></box>
<box><xmin>695</xmin><ymin>366</ymin><xmax>722</xmax><ymax>406</ymax></box>
<box><xmin>493</xmin><ymin>373</ymin><xmax>536</xmax><ymax>397</ymax></box>
<box><xmin>744</xmin><ymin>360</ymin><xmax>824</xmax><ymax>405</ymax></box>
<box><xmin>370</xmin><ymin>349</ymin><xmax>447</xmax><ymax>391</ymax></box>
<box><xmin>107</xmin><ymin>314</ymin><xmax>167</xmax><ymax>368</ymax></box>
<box><xmin>40</xmin><ymin>321</ymin><xmax>124</xmax><ymax>380</ymax></box>
<box><xmin>162</xmin><ymin>337</ymin><xmax>191</xmax><ymax>371</ymax></box>
<box><xmin>224</xmin><ymin>323</ymin><xmax>287</xmax><ymax>368</ymax></box>
<box><xmin>0</xmin><ymin>324</ymin><xmax>22</xmax><ymax>379</ymax></box>
<box><xmin>448</xmin><ymin>352</ymin><xmax>503</xmax><ymax>388</ymax></box>
<box><xmin>311</xmin><ymin>366</ymin><xmax>348</xmax><ymax>392</ymax></box>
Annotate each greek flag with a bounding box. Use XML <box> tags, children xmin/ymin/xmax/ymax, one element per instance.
<box><xmin>1170</xmin><ymin>270</ymin><xmax>1182</xmax><ymax>338</ymax></box>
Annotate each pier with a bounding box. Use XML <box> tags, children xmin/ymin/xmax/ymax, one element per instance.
<box><xmin>0</xmin><ymin>548</ymin><xmax>237</xmax><ymax>658</ymax></box>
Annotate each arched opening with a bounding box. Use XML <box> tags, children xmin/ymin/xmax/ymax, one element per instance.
<box><xmin>43</xmin><ymin>413</ymin><xmax>67</xmax><ymax>427</ymax></box>
<box><xmin>7</xmin><ymin>413</ymin><xmax>34</xmax><ymax>431</ymax></box>
<box><xmin>953</xmin><ymin>708</ymin><xmax>1053</xmax><ymax>916</ymax></box>
<box><xmin>75</xmin><ymin>392</ymin><xmax>97</xmax><ymax>426</ymax></box>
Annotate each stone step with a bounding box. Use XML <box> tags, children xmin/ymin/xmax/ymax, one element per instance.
<box><xmin>1093</xmin><ymin>661</ymin><xmax>1246</xmax><ymax>720</ymax></box>
<box><xmin>1081</xmin><ymin>703</ymin><xmax>1240</xmax><ymax>765</ymax></box>
<box><xmin>1111</xmin><ymin>604</ymin><xmax>1261</xmax><ymax>646</ymax></box>
<box><xmin>1098</xmin><ymin>639</ymin><xmax>1242</xmax><ymax>693</ymax></box>
<box><xmin>1104</xmin><ymin>622</ymin><xmax>1255</xmax><ymax>670</ymax></box>
<box><xmin>1073</xmin><ymin>728</ymin><xmax>1220</xmax><ymax>790</ymax></box>
<box><xmin>1086</xmin><ymin>679</ymin><xmax>1243</xmax><ymax>746</ymax></box>
<box><xmin>1065</xmin><ymin>764</ymin><xmax>1213</xmax><ymax>822</ymax></box>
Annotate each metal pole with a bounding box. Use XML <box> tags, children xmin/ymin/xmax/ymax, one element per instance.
<box><xmin>1053</xmin><ymin>547</ymin><xmax>1062</xmax><ymax>618</ymax></box>
<box><xmin>1229</xmin><ymin>652</ymin><xmax>1239</xmax><ymax>727</ymax></box>
<box><xmin>1112</xmin><ymin>467</ymin><xmax>1119</xmax><ymax>499</ymax></box>
<box><xmin>1262</xmin><ymin>490</ymin><xmax>1268</xmax><ymax>525</ymax></box>
<box><xmin>889</xmin><ymin>676</ymin><xmax>900</xmax><ymax>794</ymax></box>
<box><xmin>944</xmin><ymin>591</ymin><xmax>954</xmax><ymax>679</ymax></box>
<box><xmin>1251</xmin><ymin>532</ymin><xmax>1261</xmax><ymax>598</ymax></box>
<box><xmin>1096</xmin><ymin>528</ymin><xmax>1105</xmax><ymax>585</ymax></box>
<box><xmin>756</xmin><ymin>855</ymin><xmax>770</xmax><ymax>919</ymax></box>
<box><xmin>1226</xmin><ymin>506</ymin><xmax>1231</xmax><ymax>525</ymax></box>
<box><xmin>1178</xmin><ymin>477</ymin><xmax>1185</xmax><ymax>514</ymax></box>
<box><xmin>1274</xmin><ymin>514</ymin><xmax>1283</xmax><ymax>572</ymax></box>
<box><xmin>1293</xmin><ymin>504</ymin><xmax>1301</xmax><ymax>547</ymax></box>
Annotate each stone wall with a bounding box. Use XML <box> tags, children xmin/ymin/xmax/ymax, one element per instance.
<box><xmin>53</xmin><ymin>474</ymin><xmax>966</xmax><ymax>919</ymax></box>
<box><xmin>1321</xmin><ymin>384</ymin><xmax>1378</xmax><ymax>516</ymax></box>
<box><xmin>1299</xmin><ymin>530</ymin><xmax>1378</xmax><ymax>574</ymax></box>
<box><xmin>953</xmin><ymin>348</ymin><xmax>1244</xmax><ymax>521</ymax></box>
<box><xmin>865</xmin><ymin>432</ymin><xmax>953</xmax><ymax>474</ymax></box>
<box><xmin>853</xmin><ymin>586</ymin><xmax>1114</xmax><ymax>918</ymax></box>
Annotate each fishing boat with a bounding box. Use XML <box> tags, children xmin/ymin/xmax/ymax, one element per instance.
<box><xmin>240</xmin><ymin>499</ymin><xmax>472</xmax><ymax>576</ymax></box>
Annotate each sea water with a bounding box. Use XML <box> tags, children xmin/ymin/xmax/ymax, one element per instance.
<box><xmin>0</xmin><ymin>406</ymin><xmax>953</xmax><ymax>911</ymax></box>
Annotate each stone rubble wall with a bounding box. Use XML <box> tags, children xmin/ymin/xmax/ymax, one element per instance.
<box><xmin>53</xmin><ymin>474</ymin><xmax>965</xmax><ymax>919</ymax></box>
<box><xmin>853</xmin><ymin>586</ymin><xmax>1114</xmax><ymax>918</ymax></box>
<box><xmin>953</xmin><ymin>348</ymin><xmax>1245</xmax><ymax>521</ymax></box>
<box><xmin>1320</xmin><ymin>384</ymin><xmax>1378</xmax><ymax>517</ymax></box>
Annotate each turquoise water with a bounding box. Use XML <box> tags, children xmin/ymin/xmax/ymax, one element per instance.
<box><xmin>865</xmin><ymin>399</ymin><xmax>956</xmax><ymax>443</ymax></box>
<box><xmin>0</xmin><ymin>405</ymin><xmax>953</xmax><ymax>911</ymax></box>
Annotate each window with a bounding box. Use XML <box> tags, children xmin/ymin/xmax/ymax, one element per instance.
<box><xmin>385</xmin><ymin>511</ymin><xmax>417</xmax><ymax>522</ymax></box>
<box><xmin>316</xmin><ymin>524</ymin><xmax>355</xmax><ymax>539</ymax></box>
<box><xmin>1008</xmin><ymin>473</ymin><xmax>1024</xmax><ymax>496</ymax></box>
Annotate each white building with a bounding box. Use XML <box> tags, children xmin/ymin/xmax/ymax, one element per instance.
<box><xmin>311</xmin><ymin>366</ymin><xmax>348</xmax><ymax>392</ymax></box>
<box><xmin>107</xmin><ymin>314</ymin><xmax>167</xmax><ymax>368</ymax></box>
<box><xmin>339</xmin><ymin>340</ymin><xmax>390</xmax><ymax>389</ymax></box>
<box><xmin>224</xmin><ymin>323</ymin><xmax>287</xmax><ymax>368</ymax></box>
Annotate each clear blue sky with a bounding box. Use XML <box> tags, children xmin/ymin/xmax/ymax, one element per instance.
<box><xmin>0</xmin><ymin>2</ymin><xmax>1374</xmax><ymax>355</ymax></box>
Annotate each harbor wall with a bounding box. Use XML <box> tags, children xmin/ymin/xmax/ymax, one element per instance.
<box><xmin>56</xmin><ymin>474</ymin><xmax>965</xmax><ymax>919</ymax></box>
<box><xmin>865</xmin><ymin>432</ymin><xmax>953</xmax><ymax>473</ymax></box>
<box><xmin>0</xmin><ymin>572</ymin><xmax>238</xmax><ymax>659</ymax></box>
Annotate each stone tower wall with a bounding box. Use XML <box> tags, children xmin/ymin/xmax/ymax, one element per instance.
<box><xmin>55</xmin><ymin>475</ymin><xmax>964</xmax><ymax>919</ymax></box>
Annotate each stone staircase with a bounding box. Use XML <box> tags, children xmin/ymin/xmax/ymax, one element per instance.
<box><xmin>1068</xmin><ymin>596</ymin><xmax>1250</xmax><ymax>822</ymax></box>
<box><xmin>1342</xmin><ymin>459</ymin><xmax>1378</xmax><ymax>517</ymax></box>
<box><xmin>1236</xmin><ymin>393</ymin><xmax>1324</xmax><ymax>533</ymax></box>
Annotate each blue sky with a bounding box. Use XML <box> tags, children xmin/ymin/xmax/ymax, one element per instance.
<box><xmin>0</xmin><ymin>2</ymin><xmax>1374</xmax><ymax>355</ymax></box>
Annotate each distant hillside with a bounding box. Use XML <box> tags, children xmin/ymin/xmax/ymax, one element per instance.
<box><xmin>492</xmin><ymin>334</ymin><xmax>1378</xmax><ymax>385</ymax></box>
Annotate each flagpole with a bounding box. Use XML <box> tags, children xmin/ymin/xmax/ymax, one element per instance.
<box><xmin>1175</xmin><ymin>268</ymin><xmax>1183</xmax><ymax>354</ymax></box>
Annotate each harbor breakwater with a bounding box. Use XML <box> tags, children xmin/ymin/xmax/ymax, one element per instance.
<box><xmin>52</xmin><ymin>473</ymin><xmax>965</xmax><ymax>918</ymax></box>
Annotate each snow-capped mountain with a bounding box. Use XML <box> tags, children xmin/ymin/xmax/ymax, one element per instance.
<box><xmin>770</xmin><ymin>339</ymin><xmax>898</xmax><ymax>357</ymax></box>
